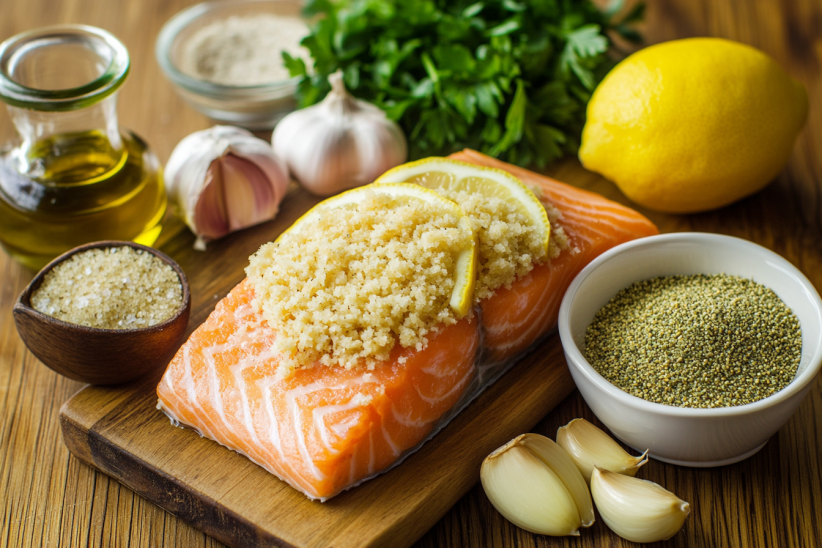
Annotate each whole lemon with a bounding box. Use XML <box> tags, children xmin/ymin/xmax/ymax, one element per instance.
<box><xmin>579</xmin><ymin>38</ymin><xmax>808</xmax><ymax>213</ymax></box>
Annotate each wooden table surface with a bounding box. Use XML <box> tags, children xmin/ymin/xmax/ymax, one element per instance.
<box><xmin>2</xmin><ymin>0</ymin><xmax>821</xmax><ymax>547</ymax></box>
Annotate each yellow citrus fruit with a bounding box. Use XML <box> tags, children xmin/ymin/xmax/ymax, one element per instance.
<box><xmin>281</xmin><ymin>182</ymin><xmax>477</xmax><ymax>318</ymax></box>
<box><xmin>579</xmin><ymin>38</ymin><xmax>808</xmax><ymax>213</ymax></box>
<box><xmin>375</xmin><ymin>157</ymin><xmax>550</xmax><ymax>252</ymax></box>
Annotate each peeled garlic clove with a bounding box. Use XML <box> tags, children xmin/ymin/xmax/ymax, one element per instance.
<box><xmin>518</xmin><ymin>434</ymin><xmax>595</xmax><ymax>527</ymax></box>
<box><xmin>591</xmin><ymin>467</ymin><xmax>690</xmax><ymax>543</ymax></box>
<box><xmin>556</xmin><ymin>418</ymin><xmax>648</xmax><ymax>483</ymax></box>
<box><xmin>165</xmin><ymin>125</ymin><xmax>289</xmax><ymax>250</ymax></box>
<box><xmin>481</xmin><ymin>436</ymin><xmax>582</xmax><ymax>536</ymax></box>
<box><xmin>272</xmin><ymin>71</ymin><xmax>407</xmax><ymax>196</ymax></box>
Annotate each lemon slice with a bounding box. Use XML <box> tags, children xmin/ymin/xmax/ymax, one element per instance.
<box><xmin>375</xmin><ymin>158</ymin><xmax>550</xmax><ymax>252</ymax></box>
<box><xmin>279</xmin><ymin>182</ymin><xmax>477</xmax><ymax>318</ymax></box>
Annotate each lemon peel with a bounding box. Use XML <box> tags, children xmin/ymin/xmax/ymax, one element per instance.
<box><xmin>376</xmin><ymin>157</ymin><xmax>551</xmax><ymax>300</ymax></box>
<box><xmin>579</xmin><ymin>37</ymin><xmax>808</xmax><ymax>213</ymax></box>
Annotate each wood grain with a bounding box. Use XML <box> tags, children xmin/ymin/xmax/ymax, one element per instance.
<box><xmin>1</xmin><ymin>0</ymin><xmax>821</xmax><ymax>547</ymax></box>
<box><xmin>59</xmin><ymin>323</ymin><xmax>575</xmax><ymax>548</ymax></box>
<box><xmin>56</xmin><ymin>151</ymin><xmax>590</xmax><ymax>547</ymax></box>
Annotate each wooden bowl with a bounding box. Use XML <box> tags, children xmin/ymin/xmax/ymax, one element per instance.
<box><xmin>13</xmin><ymin>241</ymin><xmax>191</xmax><ymax>385</ymax></box>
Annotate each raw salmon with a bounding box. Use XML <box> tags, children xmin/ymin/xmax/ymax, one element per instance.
<box><xmin>157</xmin><ymin>279</ymin><xmax>480</xmax><ymax>500</ymax></box>
<box><xmin>448</xmin><ymin>150</ymin><xmax>659</xmax><ymax>361</ymax></box>
<box><xmin>157</xmin><ymin>151</ymin><xmax>658</xmax><ymax>500</ymax></box>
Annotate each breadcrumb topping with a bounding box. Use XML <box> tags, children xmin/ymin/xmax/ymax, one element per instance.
<box><xmin>246</xmin><ymin>191</ymin><xmax>474</xmax><ymax>376</ymax></box>
<box><xmin>544</xmin><ymin>201</ymin><xmax>570</xmax><ymax>264</ymax></box>
<box><xmin>432</xmin><ymin>188</ymin><xmax>569</xmax><ymax>300</ymax></box>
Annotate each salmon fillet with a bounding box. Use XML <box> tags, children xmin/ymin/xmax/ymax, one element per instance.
<box><xmin>157</xmin><ymin>151</ymin><xmax>658</xmax><ymax>500</ymax></box>
<box><xmin>157</xmin><ymin>279</ymin><xmax>480</xmax><ymax>500</ymax></box>
<box><xmin>449</xmin><ymin>150</ymin><xmax>659</xmax><ymax>361</ymax></box>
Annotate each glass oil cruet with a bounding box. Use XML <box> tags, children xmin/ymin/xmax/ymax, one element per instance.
<box><xmin>0</xmin><ymin>25</ymin><xmax>166</xmax><ymax>270</ymax></box>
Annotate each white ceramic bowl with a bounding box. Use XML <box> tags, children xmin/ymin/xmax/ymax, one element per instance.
<box><xmin>558</xmin><ymin>232</ymin><xmax>822</xmax><ymax>466</ymax></box>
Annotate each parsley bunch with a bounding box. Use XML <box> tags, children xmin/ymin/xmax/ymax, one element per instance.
<box><xmin>285</xmin><ymin>0</ymin><xmax>643</xmax><ymax>168</ymax></box>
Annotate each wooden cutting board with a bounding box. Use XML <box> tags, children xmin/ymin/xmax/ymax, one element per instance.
<box><xmin>58</xmin><ymin>180</ymin><xmax>577</xmax><ymax>548</ymax></box>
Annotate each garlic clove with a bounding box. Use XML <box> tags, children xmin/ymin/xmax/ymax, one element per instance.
<box><xmin>518</xmin><ymin>434</ymin><xmax>595</xmax><ymax>527</ymax></box>
<box><xmin>556</xmin><ymin>418</ymin><xmax>648</xmax><ymax>483</ymax></box>
<box><xmin>591</xmin><ymin>467</ymin><xmax>690</xmax><ymax>543</ymax></box>
<box><xmin>193</xmin><ymin>161</ymin><xmax>228</xmax><ymax>242</ymax></box>
<box><xmin>165</xmin><ymin>126</ymin><xmax>290</xmax><ymax>249</ymax></box>
<box><xmin>220</xmin><ymin>153</ymin><xmax>278</xmax><ymax>231</ymax></box>
<box><xmin>272</xmin><ymin>71</ymin><xmax>407</xmax><ymax>196</ymax></box>
<box><xmin>481</xmin><ymin>437</ymin><xmax>582</xmax><ymax>536</ymax></box>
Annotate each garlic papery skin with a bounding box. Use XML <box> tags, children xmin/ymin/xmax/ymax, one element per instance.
<box><xmin>591</xmin><ymin>467</ymin><xmax>690</xmax><ymax>543</ymax></box>
<box><xmin>481</xmin><ymin>436</ymin><xmax>582</xmax><ymax>536</ymax></box>
<box><xmin>272</xmin><ymin>71</ymin><xmax>407</xmax><ymax>196</ymax></box>
<box><xmin>556</xmin><ymin>418</ymin><xmax>648</xmax><ymax>483</ymax></box>
<box><xmin>165</xmin><ymin>125</ymin><xmax>289</xmax><ymax>250</ymax></box>
<box><xmin>518</xmin><ymin>434</ymin><xmax>595</xmax><ymax>527</ymax></box>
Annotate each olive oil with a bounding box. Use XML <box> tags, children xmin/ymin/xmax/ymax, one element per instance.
<box><xmin>0</xmin><ymin>130</ymin><xmax>166</xmax><ymax>270</ymax></box>
<box><xmin>0</xmin><ymin>25</ymin><xmax>167</xmax><ymax>270</ymax></box>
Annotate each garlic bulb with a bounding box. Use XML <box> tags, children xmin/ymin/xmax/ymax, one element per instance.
<box><xmin>556</xmin><ymin>418</ymin><xmax>648</xmax><ymax>483</ymax></box>
<box><xmin>480</xmin><ymin>434</ymin><xmax>592</xmax><ymax>536</ymax></box>
<box><xmin>591</xmin><ymin>467</ymin><xmax>690</xmax><ymax>543</ymax></box>
<box><xmin>165</xmin><ymin>126</ymin><xmax>289</xmax><ymax>250</ymax></box>
<box><xmin>272</xmin><ymin>71</ymin><xmax>407</xmax><ymax>196</ymax></box>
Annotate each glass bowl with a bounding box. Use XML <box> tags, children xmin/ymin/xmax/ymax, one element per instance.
<box><xmin>156</xmin><ymin>0</ymin><xmax>308</xmax><ymax>129</ymax></box>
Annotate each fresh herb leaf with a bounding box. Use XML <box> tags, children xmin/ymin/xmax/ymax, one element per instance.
<box><xmin>462</xmin><ymin>2</ymin><xmax>484</xmax><ymax>18</ymax></box>
<box><xmin>565</xmin><ymin>25</ymin><xmax>609</xmax><ymax>59</ymax></box>
<box><xmin>502</xmin><ymin>0</ymin><xmax>527</xmax><ymax>13</ymax></box>
<box><xmin>488</xmin><ymin>79</ymin><xmax>526</xmax><ymax>156</ymax></box>
<box><xmin>282</xmin><ymin>51</ymin><xmax>306</xmax><ymax>77</ymax></box>
<box><xmin>290</xmin><ymin>0</ymin><xmax>643</xmax><ymax>167</ymax></box>
<box><xmin>486</xmin><ymin>19</ymin><xmax>521</xmax><ymax>37</ymax></box>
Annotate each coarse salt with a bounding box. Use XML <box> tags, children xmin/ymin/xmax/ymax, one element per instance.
<box><xmin>31</xmin><ymin>246</ymin><xmax>183</xmax><ymax>330</ymax></box>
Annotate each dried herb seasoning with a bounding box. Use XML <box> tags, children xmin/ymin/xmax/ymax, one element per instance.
<box><xmin>584</xmin><ymin>274</ymin><xmax>802</xmax><ymax>408</ymax></box>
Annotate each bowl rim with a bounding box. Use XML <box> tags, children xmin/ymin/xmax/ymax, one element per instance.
<box><xmin>155</xmin><ymin>0</ymin><xmax>305</xmax><ymax>95</ymax></box>
<box><xmin>16</xmin><ymin>240</ymin><xmax>191</xmax><ymax>335</ymax></box>
<box><xmin>558</xmin><ymin>231</ymin><xmax>822</xmax><ymax>418</ymax></box>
